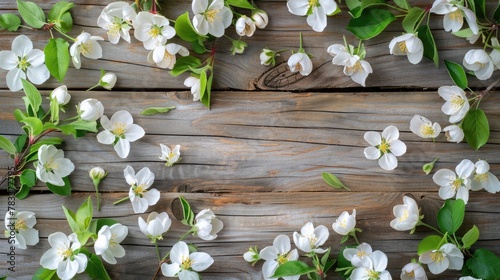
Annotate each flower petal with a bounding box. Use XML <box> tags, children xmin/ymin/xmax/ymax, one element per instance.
<box><xmin>378</xmin><ymin>153</ymin><xmax>398</xmax><ymax>170</ymax></box>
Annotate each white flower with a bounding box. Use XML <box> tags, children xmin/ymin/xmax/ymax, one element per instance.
<box><xmin>410</xmin><ymin>115</ymin><xmax>441</xmax><ymax>139</ymax></box>
<box><xmin>161</xmin><ymin>241</ymin><xmax>214</xmax><ymax>280</ymax></box>
<box><xmin>4</xmin><ymin>210</ymin><xmax>39</xmax><ymax>249</ymax></box>
<box><xmin>133</xmin><ymin>12</ymin><xmax>175</xmax><ymax>50</ymax></box>
<box><xmin>419</xmin><ymin>243</ymin><xmax>463</xmax><ymax>274</ymax></box>
<box><xmin>0</xmin><ymin>35</ymin><xmax>50</xmax><ymax>91</ymax></box>
<box><xmin>327</xmin><ymin>44</ymin><xmax>372</xmax><ymax>87</ymax></box>
<box><xmin>438</xmin><ymin>86</ymin><xmax>470</xmax><ymax>123</ymax></box>
<box><xmin>343</xmin><ymin>242</ymin><xmax>372</xmax><ymax>267</ymax></box>
<box><xmin>260</xmin><ymin>235</ymin><xmax>300</xmax><ymax>280</ymax></box>
<box><xmin>35</xmin><ymin>144</ymin><xmax>75</xmax><ymax>186</ymax></box>
<box><xmin>287</xmin><ymin>0</ymin><xmax>338</xmax><ymax>32</ymax></box>
<box><xmin>243</xmin><ymin>247</ymin><xmax>261</xmax><ymax>263</ymax></box>
<box><xmin>288</xmin><ymin>52</ymin><xmax>313</xmax><ymax>76</ymax></box>
<box><xmin>50</xmin><ymin>85</ymin><xmax>71</xmax><ymax>105</ymax></box>
<box><xmin>40</xmin><ymin>232</ymin><xmax>88</xmax><ymax>280</ymax></box>
<box><xmin>430</xmin><ymin>0</ymin><xmax>478</xmax><ymax>34</ymax></box>
<box><xmin>184</xmin><ymin>76</ymin><xmax>201</xmax><ymax>101</ymax></box>
<box><xmin>94</xmin><ymin>223</ymin><xmax>128</xmax><ymax>264</ymax></box>
<box><xmin>78</xmin><ymin>98</ymin><xmax>104</xmax><ymax>121</ymax></box>
<box><xmin>364</xmin><ymin>125</ymin><xmax>407</xmax><ymax>171</ymax></box>
<box><xmin>97</xmin><ymin>1</ymin><xmax>136</xmax><ymax>44</ymax></box>
<box><xmin>293</xmin><ymin>222</ymin><xmax>329</xmax><ymax>253</ymax></box>
<box><xmin>443</xmin><ymin>125</ymin><xmax>464</xmax><ymax>143</ymax></box>
<box><xmin>100</xmin><ymin>72</ymin><xmax>117</xmax><ymax>90</ymax></box>
<box><xmin>332</xmin><ymin>209</ymin><xmax>356</xmax><ymax>235</ymax></box>
<box><xmin>235</xmin><ymin>16</ymin><xmax>256</xmax><ymax>37</ymax></box>
<box><xmin>471</xmin><ymin>160</ymin><xmax>500</xmax><ymax>193</ymax></box>
<box><xmin>192</xmin><ymin>0</ymin><xmax>233</xmax><ymax>37</ymax></box>
<box><xmin>147</xmin><ymin>43</ymin><xmax>189</xmax><ymax>69</ymax></box>
<box><xmin>89</xmin><ymin>167</ymin><xmax>106</xmax><ymax>181</ymax></box>
<box><xmin>433</xmin><ymin>159</ymin><xmax>474</xmax><ymax>204</ymax></box>
<box><xmin>390</xmin><ymin>196</ymin><xmax>420</xmax><ymax>231</ymax></box>
<box><xmin>159</xmin><ymin>144</ymin><xmax>181</xmax><ymax>167</ymax></box>
<box><xmin>96</xmin><ymin>110</ymin><xmax>145</xmax><ymax>158</ymax></box>
<box><xmin>138</xmin><ymin>211</ymin><xmax>172</xmax><ymax>241</ymax></box>
<box><xmin>194</xmin><ymin>209</ymin><xmax>223</xmax><ymax>240</ymax></box>
<box><xmin>463</xmin><ymin>49</ymin><xmax>494</xmax><ymax>80</ymax></box>
<box><xmin>123</xmin><ymin>165</ymin><xmax>160</xmax><ymax>213</ymax></box>
<box><xmin>388</xmin><ymin>33</ymin><xmax>423</xmax><ymax>64</ymax></box>
<box><xmin>350</xmin><ymin>250</ymin><xmax>392</xmax><ymax>280</ymax></box>
<box><xmin>69</xmin><ymin>32</ymin><xmax>104</xmax><ymax>69</ymax></box>
<box><xmin>401</xmin><ymin>262</ymin><xmax>427</xmax><ymax>280</ymax></box>
<box><xmin>260</xmin><ymin>48</ymin><xmax>277</xmax><ymax>66</ymax></box>
<box><xmin>252</xmin><ymin>10</ymin><xmax>269</xmax><ymax>29</ymax></box>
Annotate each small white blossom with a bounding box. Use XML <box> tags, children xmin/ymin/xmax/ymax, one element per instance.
<box><xmin>133</xmin><ymin>11</ymin><xmax>175</xmax><ymax>50</ymax></box>
<box><xmin>430</xmin><ymin>0</ymin><xmax>478</xmax><ymax>34</ymax></box>
<box><xmin>138</xmin><ymin>211</ymin><xmax>172</xmax><ymax>241</ymax></box>
<box><xmin>89</xmin><ymin>167</ymin><xmax>107</xmax><ymax>181</ymax></box>
<box><xmin>194</xmin><ymin>209</ymin><xmax>223</xmax><ymax>240</ymax></box>
<box><xmin>260</xmin><ymin>235</ymin><xmax>300</xmax><ymax>280</ymax></box>
<box><xmin>401</xmin><ymin>262</ymin><xmax>427</xmax><ymax>280</ymax></box>
<box><xmin>159</xmin><ymin>144</ymin><xmax>181</xmax><ymax>167</ymax></box>
<box><xmin>97</xmin><ymin>1</ymin><xmax>137</xmax><ymax>44</ymax></box>
<box><xmin>94</xmin><ymin>223</ymin><xmax>128</xmax><ymax>264</ymax></box>
<box><xmin>471</xmin><ymin>160</ymin><xmax>500</xmax><ymax>193</ymax></box>
<box><xmin>161</xmin><ymin>241</ymin><xmax>214</xmax><ymax>280</ymax></box>
<box><xmin>433</xmin><ymin>159</ymin><xmax>474</xmax><ymax>204</ymax></box>
<box><xmin>293</xmin><ymin>222</ymin><xmax>329</xmax><ymax>253</ymax></box>
<box><xmin>36</xmin><ymin>144</ymin><xmax>75</xmax><ymax>186</ymax></box>
<box><xmin>438</xmin><ymin>86</ymin><xmax>470</xmax><ymax>123</ymax></box>
<box><xmin>184</xmin><ymin>76</ymin><xmax>201</xmax><ymax>101</ymax></box>
<box><xmin>364</xmin><ymin>125</ymin><xmax>407</xmax><ymax>170</ymax></box>
<box><xmin>79</xmin><ymin>98</ymin><xmax>104</xmax><ymax>121</ymax></box>
<box><xmin>389</xmin><ymin>33</ymin><xmax>423</xmax><ymax>64</ymax></box>
<box><xmin>100</xmin><ymin>72</ymin><xmax>117</xmax><ymax>90</ymax></box>
<box><xmin>124</xmin><ymin>165</ymin><xmax>160</xmax><ymax>213</ymax></box>
<box><xmin>235</xmin><ymin>16</ymin><xmax>256</xmax><ymax>37</ymax></box>
<box><xmin>287</xmin><ymin>0</ymin><xmax>338</xmax><ymax>32</ymax></box>
<box><xmin>50</xmin><ymin>85</ymin><xmax>71</xmax><ymax>105</ymax></box>
<box><xmin>343</xmin><ymin>242</ymin><xmax>372</xmax><ymax>267</ymax></box>
<box><xmin>410</xmin><ymin>115</ymin><xmax>441</xmax><ymax>139</ymax></box>
<box><xmin>350</xmin><ymin>250</ymin><xmax>392</xmax><ymax>280</ymax></box>
<box><xmin>147</xmin><ymin>43</ymin><xmax>189</xmax><ymax>69</ymax></box>
<box><xmin>192</xmin><ymin>0</ymin><xmax>233</xmax><ymax>38</ymax></box>
<box><xmin>419</xmin><ymin>243</ymin><xmax>464</xmax><ymax>274</ymax></box>
<box><xmin>243</xmin><ymin>247</ymin><xmax>261</xmax><ymax>263</ymax></box>
<box><xmin>4</xmin><ymin>210</ymin><xmax>39</xmax><ymax>249</ymax></box>
<box><xmin>288</xmin><ymin>52</ymin><xmax>313</xmax><ymax>76</ymax></box>
<box><xmin>443</xmin><ymin>125</ymin><xmax>464</xmax><ymax>143</ymax></box>
<box><xmin>327</xmin><ymin>43</ymin><xmax>372</xmax><ymax>87</ymax></box>
<box><xmin>97</xmin><ymin>110</ymin><xmax>145</xmax><ymax>158</ymax></box>
<box><xmin>332</xmin><ymin>209</ymin><xmax>356</xmax><ymax>236</ymax></box>
<box><xmin>390</xmin><ymin>196</ymin><xmax>420</xmax><ymax>231</ymax></box>
<box><xmin>70</xmin><ymin>32</ymin><xmax>104</xmax><ymax>69</ymax></box>
<box><xmin>260</xmin><ymin>48</ymin><xmax>277</xmax><ymax>66</ymax></box>
<box><xmin>0</xmin><ymin>35</ymin><xmax>50</xmax><ymax>91</ymax></box>
<box><xmin>463</xmin><ymin>49</ymin><xmax>494</xmax><ymax>80</ymax></box>
<box><xmin>252</xmin><ymin>10</ymin><xmax>269</xmax><ymax>29</ymax></box>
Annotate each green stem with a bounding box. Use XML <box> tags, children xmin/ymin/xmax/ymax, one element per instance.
<box><xmin>86</xmin><ymin>83</ymin><xmax>100</xmax><ymax>92</ymax></box>
<box><xmin>54</xmin><ymin>26</ymin><xmax>76</xmax><ymax>41</ymax></box>
<box><xmin>379</xmin><ymin>3</ymin><xmax>408</xmax><ymax>13</ymax></box>
<box><xmin>93</xmin><ymin>181</ymin><xmax>101</xmax><ymax>211</ymax></box>
<box><xmin>350</xmin><ymin>231</ymin><xmax>360</xmax><ymax>245</ymax></box>
<box><xmin>298</xmin><ymin>32</ymin><xmax>303</xmax><ymax>52</ymax></box>
<box><xmin>155</xmin><ymin>240</ymin><xmax>161</xmax><ymax>262</ymax></box>
<box><xmin>113</xmin><ymin>196</ymin><xmax>129</xmax><ymax>205</ymax></box>
<box><xmin>418</xmin><ymin>221</ymin><xmax>443</xmax><ymax>235</ymax></box>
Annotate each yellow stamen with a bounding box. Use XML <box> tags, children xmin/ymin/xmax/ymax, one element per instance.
<box><xmin>452</xmin><ymin>178</ymin><xmax>462</xmax><ymax>191</ymax></box>
<box><xmin>112</xmin><ymin>123</ymin><xmax>126</xmax><ymax>137</ymax></box>
<box><xmin>18</xmin><ymin>57</ymin><xmax>30</xmax><ymax>71</ymax></box>
<box><xmin>420</xmin><ymin>124</ymin><xmax>435</xmax><ymax>137</ymax></box>
<box><xmin>309</xmin><ymin>0</ymin><xmax>319</xmax><ymax>7</ymax></box>
<box><xmin>378</xmin><ymin>139</ymin><xmax>390</xmax><ymax>154</ymax></box>
<box><xmin>134</xmin><ymin>184</ymin><xmax>147</xmax><ymax>197</ymax></box>
<box><xmin>430</xmin><ymin>251</ymin><xmax>445</xmax><ymax>263</ymax></box>
<box><xmin>347</xmin><ymin>61</ymin><xmax>363</xmax><ymax>73</ymax></box>
<box><xmin>399</xmin><ymin>210</ymin><xmax>409</xmax><ymax>222</ymax></box>
<box><xmin>474</xmin><ymin>173</ymin><xmax>488</xmax><ymax>183</ymax></box>
<box><xmin>451</xmin><ymin>95</ymin><xmax>465</xmax><ymax>109</ymax></box>
<box><xmin>449</xmin><ymin>10</ymin><xmax>463</xmax><ymax>25</ymax></box>
<box><xmin>148</xmin><ymin>25</ymin><xmax>162</xmax><ymax>38</ymax></box>
<box><xmin>205</xmin><ymin>9</ymin><xmax>220</xmax><ymax>23</ymax></box>
<box><xmin>15</xmin><ymin>218</ymin><xmax>28</xmax><ymax>231</ymax></box>
<box><xmin>277</xmin><ymin>253</ymin><xmax>288</xmax><ymax>265</ymax></box>
<box><xmin>398</xmin><ymin>41</ymin><xmax>408</xmax><ymax>53</ymax></box>
<box><xmin>181</xmin><ymin>256</ymin><xmax>193</xmax><ymax>270</ymax></box>
<box><xmin>57</xmin><ymin>248</ymin><xmax>73</xmax><ymax>260</ymax></box>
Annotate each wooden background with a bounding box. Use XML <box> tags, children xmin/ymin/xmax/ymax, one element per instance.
<box><xmin>1</xmin><ymin>0</ymin><xmax>499</xmax><ymax>279</ymax></box>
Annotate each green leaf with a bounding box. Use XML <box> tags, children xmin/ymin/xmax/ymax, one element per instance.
<box><xmin>466</xmin><ymin>248</ymin><xmax>500</xmax><ymax>279</ymax></box>
<box><xmin>62</xmin><ymin>204</ymin><xmax>79</xmax><ymax>233</ymax></box>
<box><xmin>0</xmin><ymin>135</ymin><xmax>16</xmax><ymax>155</ymax></box>
<box><xmin>57</xmin><ymin>11</ymin><xmax>73</xmax><ymax>33</ymax></box>
<box><xmin>226</xmin><ymin>0</ymin><xmax>256</xmax><ymax>9</ymax></box>
<box><xmin>199</xmin><ymin>70</ymin><xmax>209</xmax><ymax>108</ymax></box>
<box><xmin>0</xmin><ymin>14</ymin><xmax>22</xmax><ymax>31</ymax></box>
<box><xmin>444</xmin><ymin>60</ymin><xmax>468</xmax><ymax>89</ymax></box>
<box><xmin>422</xmin><ymin>157</ymin><xmax>439</xmax><ymax>175</ymax></box>
<box><xmin>21</xmin><ymin>117</ymin><xmax>43</xmax><ymax>136</ymax></box>
<box><xmin>58</xmin><ymin>120</ymin><xmax>98</xmax><ymax>138</ymax></box>
<box><xmin>16</xmin><ymin>169</ymin><xmax>36</xmax><ymax>199</ymax></box>
<box><xmin>437</xmin><ymin>199</ymin><xmax>465</xmax><ymax>235</ymax></box>
<box><xmin>346</xmin><ymin>0</ymin><xmax>385</xmax><ymax>18</ymax></box>
<box><xmin>50</xmin><ymin>97</ymin><xmax>60</xmax><ymax>123</ymax></box>
<box><xmin>86</xmin><ymin>253</ymin><xmax>112</xmax><ymax>280</ymax></box>
<box><xmin>21</xmin><ymin>79</ymin><xmax>42</xmax><ymax>115</ymax></box>
<box><xmin>16</xmin><ymin>0</ymin><xmax>46</xmax><ymax>28</ymax></box>
<box><xmin>417</xmin><ymin>235</ymin><xmax>442</xmax><ymax>255</ymax></box>
<box><xmin>175</xmin><ymin>12</ymin><xmax>200</xmax><ymax>42</ymax></box>
<box><xmin>180</xmin><ymin>196</ymin><xmax>195</xmax><ymax>226</ymax></box>
<box><xmin>462</xmin><ymin>225</ymin><xmax>480</xmax><ymax>249</ymax></box>
<box><xmin>402</xmin><ymin>7</ymin><xmax>424</xmax><ymax>33</ymax></box>
<box><xmin>192</xmin><ymin>39</ymin><xmax>208</xmax><ymax>54</ymax></box>
<box><xmin>76</xmin><ymin>197</ymin><xmax>93</xmax><ymax>231</ymax></box>
<box><xmin>141</xmin><ymin>106</ymin><xmax>176</xmax><ymax>115</ymax></box>
<box><xmin>393</xmin><ymin>0</ymin><xmax>410</xmax><ymax>10</ymax></box>
<box><xmin>417</xmin><ymin>25</ymin><xmax>439</xmax><ymax>66</ymax></box>
<box><xmin>33</xmin><ymin>268</ymin><xmax>58</xmax><ymax>280</ymax></box>
<box><xmin>47</xmin><ymin>177</ymin><xmax>72</xmax><ymax>196</ymax></box>
<box><xmin>346</xmin><ymin>9</ymin><xmax>396</xmax><ymax>40</ymax></box>
<box><xmin>322</xmin><ymin>172</ymin><xmax>350</xmax><ymax>191</ymax></box>
<box><xmin>471</xmin><ymin>0</ymin><xmax>486</xmax><ymax>18</ymax></box>
<box><xmin>170</xmin><ymin>56</ymin><xmax>202</xmax><ymax>77</ymax></box>
<box><xmin>44</xmin><ymin>38</ymin><xmax>70</xmax><ymax>82</ymax></box>
<box><xmin>463</xmin><ymin>109</ymin><xmax>490</xmax><ymax>150</ymax></box>
<box><xmin>14</xmin><ymin>134</ymin><xmax>27</xmax><ymax>153</ymax></box>
<box><xmin>14</xmin><ymin>109</ymin><xmax>26</xmax><ymax>122</ymax></box>
<box><xmin>48</xmin><ymin>1</ymin><xmax>74</xmax><ymax>22</ymax></box>
<box><xmin>452</xmin><ymin>28</ymin><xmax>475</xmax><ymax>39</ymax></box>
<box><xmin>272</xmin><ymin>261</ymin><xmax>316</xmax><ymax>278</ymax></box>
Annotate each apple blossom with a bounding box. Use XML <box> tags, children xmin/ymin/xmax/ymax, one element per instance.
<box><xmin>288</xmin><ymin>52</ymin><xmax>313</xmax><ymax>76</ymax></box>
<box><xmin>430</xmin><ymin>0</ymin><xmax>478</xmax><ymax>34</ymax></box>
<box><xmin>243</xmin><ymin>246</ymin><xmax>261</xmax><ymax>264</ymax></box>
<box><xmin>50</xmin><ymin>85</ymin><xmax>71</xmax><ymax>105</ymax></box>
<box><xmin>260</xmin><ymin>235</ymin><xmax>300</xmax><ymax>280</ymax></box>
<box><xmin>343</xmin><ymin>242</ymin><xmax>372</xmax><ymax>267</ymax></box>
<box><xmin>192</xmin><ymin>0</ymin><xmax>233</xmax><ymax>38</ymax></box>
<box><xmin>94</xmin><ymin>223</ymin><xmax>128</xmax><ymax>264</ymax></box>
<box><xmin>287</xmin><ymin>0</ymin><xmax>338</xmax><ymax>32</ymax></box>
<box><xmin>230</xmin><ymin>38</ymin><xmax>247</xmax><ymax>55</ymax></box>
<box><xmin>100</xmin><ymin>72</ymin><xmax>117</xmax><ymax>90</ymax></box>
<box><xmin>97</xmin><ymin>110</ymin><xmax>145</xmax><ymax>158</ymax></box>
<box><xmin>401</xmin><ymin>262</ymin><xmax>427</xmax><ymax>280</ymax></box>
<box><xmin>252</xmin><ymin>10</ymin><xmax>269</xmax><ymax>29</ymax></box>
<box><xmin>433</xmin><ymin>159</ymin><xmax>474</xmax><ymax>204</ymax></box>
<box><xmin>0</xmin><ymin>34</ymin><xmax>50</xmax><ymax>91</ymax></box>
<box><xmin>293</xmin><ymin>222</ymin><xmax>329</xmax><ymax>253</ymax></box>
<box><xmin>123</xmin><ymin>165</ymin><xmax>160</xmax><ymax>213</ymax></box>
<box><xmin>260</xmin><ymin>48</ymin><xmax>279</xmax><ymax>66</ymax></box>
<box><xmin>364</xmin><ymin>125</ymin><xmax>407</xmax><ymax>170</ymax></box>
<box><xmin>419</xmin><ymin>243</ymin><xmax>463</xmax><ymax>274</ymax></box>
<box><xmin>69</xmin><ymin>32</ymin><xmax>104</xmax><ymax>69</ymax></box>
<box><xmin>184</xmin><ymin>76</ymin><xmax>201</xmax><ymax>101</ymax></box>
<box><xmin>235</xmin><ymin>16</ymin><xmax>256</xmax><ymax>37</ymax></box>
<box><xmin>97</xmin><ymin>1</ymin><xmax>137</xmax><ymax>44</ymax></box>
<box><xmin>389</xmin><ymin>33</ymin><xmax>423</xmax><ymax>64</ymax></box>
<box><xmin>438</xmin><ymin>86</ymin><xmax>470</xmax><ymax>123</ymax></box>
<box><xmin>89</xmin><ymin>167</ymin><xmax>107</xmax><ymax>181</ymax></box>
<box><xmin>471</xmin><ymin>160</ymin><xmax>500</xmax><ymax>193</ymax></box>
<box><xmin>443</xmin><ymin>125</ymin><xmax>464</xmax><ymax>143</ymax></box>
<box><xmin>148</xmin><ymin>43</ymin><xmax>189</xmax><ymax>69</ymax></box>
<box><xmin>138</xmin><ymin>211</ymin><xmax>172</xmax><ymax>242</ymax></box>
<box><xmin>161</xmin><ymin>241</ymin><xmax>214</xmax><ymax>280</ymax></box>
<box><xmin>332</xmin><ymin>209</ymin><xmax>356</xmax><ymax>235</ymax></box>
<box><xmin>463</xmin><ymin>49</ymin><xmax>494</xmax><ymax>80</ymax></box>
<box><xmin>35</xmin><ymin>144</ymin><xmax>75</xmax><ymax>186</ymax></box>
<box><xmin>159</xmin><ymin>144</ymin><xmax>181</xmax><ymax>167</ymax></box>
<box><xmin>194</xmin><ymin>209</ymin><xmax>223</xmax><ymax>240</ymax></box>
<box><xmin>327</xmin><ymin>43</ymin><xmax>372</xmax><ymax>87</ymax></box>
<box><xmin>4</xmin><ymin>210</ymin><xmax>39</xmax><ymax>249</ymax></box>
<box><xmin>133</xmin><ymin>12</ymin><xmax>175</xmax><ymax>50</ymax></box>
<box><xmin>40</xmin><ymin>232</ymin><xmax>88</xmax><ymax>280</ymax></box>
<box><xmin>350</xmin><ymin>250</ymin><xmax>392</xmax><ymax>280</ymax></box>
<box><xmin>78</xmin><ymin>98</ymin><xmax>104</xmax><ymax>121</ymax></box>
<box><xmin>390</xmin><ymin>196</ymin><xmax>420</xmax><ymax>231</ymax></box>
<box><xmin>410</xmin><ymin>115</ymin><xmax>441</xmax><ymax>139</ymax></box>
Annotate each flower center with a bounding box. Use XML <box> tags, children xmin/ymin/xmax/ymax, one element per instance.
<box><xmin>15</xmin><ymin>218</ymin><xmax>28</xmax><ymax>231</ymax></box>
<box><xmin>181</xmin><ymin>256</ymin><xmax>193</xmax><ymax>270</ymax></box>
<box><xmin>294</xmin><ymin>62</ymin><xmax>302</xmax><ymax>72</ymax></box>
<box><xmin>452</xmin><ymin>178</ymin><xmax>463</xmax><ymax>191</ymax></box>
<box><xmin>277</xmin><ymin>253</ymin><xmax>289</xmax><ymax>265</ymax></box>
<box><xmin>168</xmin><ymin>152</ymin><xmax>177</xmax><ymax>160</ymax></box>
<box><xmin>205</xmin><ymin>9</ymin><xmax>220</xmax><ymax>23</ymax></box>
<box><xmin>451</xmin><ymin>95</ymin><xmax>465</xmax><ymax>109</ymax></box>
<box><xmin>398</xmin><ymin>41</ymin><xmax>408</xmax><ymax>53</ymax></box>
<box><xmin>356</xmin><ymin>250</ymin><xmax>368</xmax><ymax>258</ymax></box>
<box><xmin>399</xmin><ymin>209</ymin><xmax>409</xmax><ymax>222</ymax></box>
<box><xmin>378</xmin><ymin>139</ymin><xmax>390</xmax><ymax>154</ymax></box>
<box><xmin>305</xmin><ymin>233</ymin><xmax>318</xmax><ymax>248</ymax></box>
<box><xmin>80</xmin><ymin>41</ymin><xmax>95</xmax><ymax>56</ymax></box>
<box><xmin>339</xmin><ymin>218</ymin><xmax>347</xmax><ymax>228</ymax></box>
<box><xmin>420</xmin><ymin>124</ymin><xmax>435</xmax><ymax>137</ymax></box>
<box><xmin>112</xmin><ymin>123</ymin><xmax>127</xmax><ymax>137</ymax></box>
<box><xmin>474</xmin><ymin>173</ymin><xmax>488</xmax><ymax>183</ymax></box>
<box><xmin>108</xmin><ymin>20</ymin><xmax>122</xmax><ymax>37</ymax></box>
<box><xmin>430</xmin><ymin>250</ymin><xmax>445</xmax><ymax>263</ymax></box>
<box><xmin>309</xmin><ymin>0</ymin><xmax>319</xmax><ymax>7</ymax></box>
<box><xmin>148</xmin><ymin>25</ymin><xmax>162</xmax><ymax>38</ymax></box>
<box><xmin>57</xmin><ymin>247</ymin><xmax>74</xmax><ymax>260</ymax></box>
<box><xmin>347</xmin><ymin>61</ymin><xmax>363</xmax><ymax>73</ymax></box>
<box><xmin>367</xmin><ymin>269</ymin><xmax>380</xmax><ymax>280</ymax></box>
<box><xmin>449</xmin><ymin>9</ymin><xmax>463</xmax><ymax>24</ymax></box>
<box><xmin>134</xmin><ymin>184</ymin><xmax>147</xmax><ymax>197</ymax></box>
<box><xmin>43</xmin><ymin>159</ymin><xmax>59</xmax><ymax>173</ymax></box>
<box><xmin>405</xmin><ymin>270</ymin><xmax>415</xmax><ymax>277</ymax></box>
<box><xmin>18</xmin><ymin>56</ymin><xmax>30</xmax><ymax>71</ymax></box>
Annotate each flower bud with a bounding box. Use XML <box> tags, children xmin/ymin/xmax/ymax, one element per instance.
<box><xmin>100</xmin><ymin>72</ymin><xmax>117</xmax><ymax>90</ymax></box>
<box><xmin>230</xmin><ymin>39</ymin><xmax>247</xmax><ymax>55</ymax></box>
<box><xmin>235</xmin><ymin>16</ymin><xmax>256</xmax><ymax>37</ymax></box>
<box><xmin>443</xmin><ymin>125</ymin><xmax>464</xmax><ymax>143</ymax></box>
<box><xmin>260</xmin><ymin>48</ymin><xmax>276</xmax><ymax>66</ymax></box>
<box><xmin>252</xmin><ymin>10</ymin><xmax>268</xmax><ymax>29</ymax></box>
<box><xmin>50</xmin><ymin>85</ymin><xmax>71</xmax><ymax>105</ymax></box>
<box><xmin>79</xmin><ymin>98</ymin><xmax>104</xmax><ymax>121</ymax></box>
<box><xmin>243</xmin><ymin>246</ymin><xmax>261</xmax><ymax>265</ymax></box>
<box><xmin>89</xmin><ymin>167</ymin><xmax>107</xmax><ymax>181</ymax></box>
